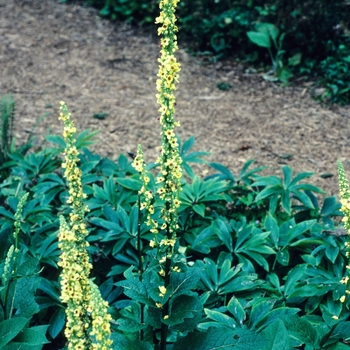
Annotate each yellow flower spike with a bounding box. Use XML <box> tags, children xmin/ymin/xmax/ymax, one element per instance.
<box><xmin>156</xmin><ymin>0</ymin><xmax>183</xmax><ymax>238</ymax></box>
<box><xmin>58</xmin><ymin>102</ymin><xmax>112</xmax><ymax>349</ymax></box>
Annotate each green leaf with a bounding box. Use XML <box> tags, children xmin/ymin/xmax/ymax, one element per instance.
<box><xmin>258</xmin><ymin>23</ymin><xmax>279</xmax><ymax>42</ymax></box>
<box><xmin>331</xmin><ymin>321</ymin><xmax>350</xmax><ymax>341</ymax></box>
<box><xmin>254</xmin><ymin>184</ymin><xmax>283</xmax><ymax>202</ymax></box>
<box><xmin>110</xmin><ymin>332</ymin><xmax>153</xmax><ymax>350</ymax></box>
<box><xmin>0</xmin><ymin>207</ymin><xmax>15</xmax><ymax>219</ymax></box>
<box><xmin>283</xmin><ymin>315</ymin><xmax>318</xmax><ymax>347</ymax></box>
<box><xmin>258</xmin><ymin>307</ymin><xmax>300</xmax><ymax>330</ymax></box>
<box><xmin>284</xmin><ymin>264</ymin><xmax>307</xmax><ymax>297</ymax></box>
<box><xmin>321</xmin><ymin>196</ymin><xmax>341</xmax><ymax>216</ymax></box>
<box><xmin>218</xmin><ymin>260</ymin><xmax>241</xmax><ymax>286</ymax></box>
<box><xmin>227</xmin><ymin>296</ymin><xmax>246</xmax><ymax>326</ymax></box>
<box><xmin>193</xmin><ymin>203</ymin><xmax>206</xmax><ymax>217</ymax></box>
<box><xmin>247</xmin><ymin>31</ymin><xmax>271</xmax><ymax>48</ymax></box>
<box><xmin>282</xmin><ymin>166</ymin><xmax>293</xmax><ymax>187</ymax></box>
<box><xmin>164</xmin><ymin>295</ymin><xmax>203</xmax><ymax>327</ymax></box>
<box><xmin>204</xmin><ymin>308</ymin><xmax>237</xmax><ymax>328</ymax></box>
<box><xmin>252</xmin><ymin>176</ymin><xmax>281</xmax><ymax>187</ymax></box>
<box><xmin>117</xmin><ymin>205</ymin><xmax>130</xmax><ymax>232</ymax></box>
<box><xmin>260</xmin><ymin>319</ymin><xmax>291</xmax><ymax>350</ymax></box>
<box><xmin>174</xmin><ymin>327</ymin><xmax>268</xmax><ymax>350</ymax></box>
<box><xmin>289</xmin><ymin>171</ymin><xmax>314</xmax><ymax>187</ymax></box>
<box><xmin>249</xmin><ymin>299</ymin><xmax>275</xmax><ymax>329</ymax></box>
<box><xmin>48</xmin><ymin>308</ymin><xmax>65</xmax><ymax>339</ymax></box>
<box><xmin>276</xmin><ymin>66</ymin><xmax>293</xmax><ymax>83</ymax></box>
<box><xmin>181</xmin><ymin>135</ymin><xmax>195</xmax><ymax>155</ymax></box>
<box><xmin>0</xmin><ymin>317</ymin><xmax>30</xmax><ymax>347</ymax></box>
<box><xmin>11</xmin><ymin>325</ymin><xmax>49</xmax><ymax>346</ymax></box>
<box><xmin>219</xmin><ymin>273</ymin><xmax>261</xmax><ymax>294</ymax></box>
<box><xmin>208</xmin><ymin>162</ymin><xmax>235</xmax><ymax>182</ymax></box>
<box><xmin>276</xmin><ymin>249</ymin><xmax>290</xmax><ymax>266</ymax></box>
<box><xmin>264</xmin><ymin>213</ymin><xmax>279</xmax><ymax>248</ymax></box>
<box><xmin>212</xmin><ymin>218</ymin><xmax>233</xmax><ymax>252</ymax></box>
<box><xmin>170</xmin><ymin>268</ymin><xmax>201</xmax><ymax>297</ymax></box>
<box><xmin>116</xmin><ymin>279</ymin><xmax>154</xmax><ymax>306</ymax></box>
<box><xmin>284</xmin><ymin>220</ymin><xmax>316</xmax><ymax>245</ymax></box>
<box><xmin>288</xmin><ymin>53</ymin><xmax>302</xmax><ymax>66</ymax></box>
<box><xmin>45</xmin><ymin>134</ymin><xmax>65</xmax><ymax>148</ymax></box>
<box><xmin>116</xmin><ymin>177</ymin><xmax>142</xmax><ymax>191</ymax></box>
<box><xmin>281</xmin><ymin>190</ymin><xmax>291</xmax><ymax>214</ymax></box>
<box><xmin>10</xmin><ymin>257</ymin><xmax>41</xmax><ymax>318</ymax></box>
<box><xmin>325</xmin><ymin>246</ymin><xmax>340</xmax><ymax>264</ymax></box>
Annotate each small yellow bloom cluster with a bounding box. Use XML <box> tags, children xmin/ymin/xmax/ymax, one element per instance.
<box><xmin>89</xmin><ymin>281</ymin><xmax>113</xmax><ymax>349</ymax></box>
<box><xmin>132</xmin><ymin>145</ymin><xmax>159</xmax><ymax>234</ymax></box>
<box><xmin>159</xmin><ymin>285</ymin><xmax>167</xmax><ymax>296</ymax></box>
<box><xmin>58</xmin><ymin>102</ymin><xmax>112</xmax><ymax>349</ymax></box>
<box><xmin>337</xmin><ymin>160</ymin><xmax>350</xmax><ymax>308</ymax></box>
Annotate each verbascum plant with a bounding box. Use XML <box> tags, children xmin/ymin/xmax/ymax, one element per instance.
<box><xmin>132</xmin><ymin>0</ymin><xmax>182</xmax><ymax>258</ymax></box>
<box><xmin>1</xmin><ymin>192</ymin><xmax>28</xmax><ymax>318</ymax></box>
<box><xmin>58</xmin><ymin>101</ymin><xmax>112</xmax><ymax>350</ymax></box>
<box><xmin>132</xmin><ymin>0</ymin><xmax>182</xmax><ymax>277</ymax></box>
<box><xmin>337</xmin><ymin>160</ymin><xmax>350</xmax><ymax>307</ymax></box>
<box><xmin>132</xmin><ymin>0</ymin><xmax>182</xmax><ymax>346</ymax></box>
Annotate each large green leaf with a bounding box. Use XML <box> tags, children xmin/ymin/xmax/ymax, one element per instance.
<box><xmin>48</xmin><ymin>308</ymin><xmax>65</xmax><ymax>339</ymax></box>
<box><xmin>110</xmin><ymin>332</ymin><xmax>153</xmax><ymax>350</ymax></box>
<box><xmin>164</xmin><ymin>295</ymin><xmax>203</xmax><ymax>327</ymax></box>
<box><xmin>284</xmin><ymin>264</ymin><xmax>307</xmax><ymax>297</ymax></box>
<box><xmin>212</xmin><ymin>218</ymin><xmax>233</xmax><ymax>252</ymax></box>
<box><xmin>116</xmin><ymin>177</ymin><xmax>142</xmax><ymax>191</ymax></box>
<box><xmin>283</xmin><ymin>315</ymin><xmax>318</xmax><ymax>347</ymax></box>
<box><xmin>260</xmin><ymin>319</ymin><xmax>291</xmax><ymax>350</ymax></box>
<box><xmin>0</xmin><ymin>317</ymin><xmax>30</xmax><ymax>347</ymax></box>
<box><xmin>264</xmin><ymin>213</ymin><xmax>279</xmax><ymax>248</ymax></box>
<box><xmin>10</xmin><ymin>325</ymin><xmax>49</xmax><ymax>346</ymax></box>
<box><xmin>247</xmin><ymin>31</ymin><xmax>271</xmax><ymax>48</ymax></box>
<box><xmin>227</xmin><ymin>296</ymin><xmax>246</xmax><ymax>326</ymax></box>
<box><xmin>174</xmin><ymin>327</ymin><xmax>268</xmax><ymax>350</ymax></box>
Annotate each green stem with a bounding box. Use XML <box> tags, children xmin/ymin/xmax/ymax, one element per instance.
<box><xmin>160</xmin><ymin>225</ymin><xmax>173</xmax><ymax>350</ymax></box>
<box><xmin>137</xmin><ymin>195</ymin><xmax>144</xmax><ymax>341</ymax></box>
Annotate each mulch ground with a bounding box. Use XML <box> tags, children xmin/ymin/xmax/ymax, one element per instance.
<box><xmin>1</xmin><ymin>0</ymin><xmax>350</xmax><ymax>198</ymax></box>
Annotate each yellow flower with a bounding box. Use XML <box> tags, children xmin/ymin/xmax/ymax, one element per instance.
<box><xmin>159</xmin><ymin>286</ymin><xmax>167</xmax><ymax>296</ymax></box>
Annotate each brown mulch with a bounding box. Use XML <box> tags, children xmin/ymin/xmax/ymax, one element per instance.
<box><xmin>1</xmin><ymin>0</ymin><xmax>350</xmax><ymax>198</ymax></box>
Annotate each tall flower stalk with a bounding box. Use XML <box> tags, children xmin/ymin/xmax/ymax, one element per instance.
<box><xmin>1</xmin><ymin>192</ymin><xmax>28</xmax><ymax>320</ymax></box>
<box><xmin>132</xmin><ymin>0</ymin><xmax>182</xmax><ymax>348</ymax></box>
<box><xmin>58</xmin><ymin>101</ymin><xmax>112</xmax><ymax>350</ymax></box>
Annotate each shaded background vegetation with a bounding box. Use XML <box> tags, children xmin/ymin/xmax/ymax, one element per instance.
<box><xmin>62</xmin><ymin>0</ymin><xmax>350</xmax><ymax>104</ymax></box>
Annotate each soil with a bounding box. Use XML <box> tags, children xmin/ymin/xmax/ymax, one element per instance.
<box><xmin>1</xmin><ymin>0</ymin><xmax>350</xmax><ymax>198</ymax></box>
